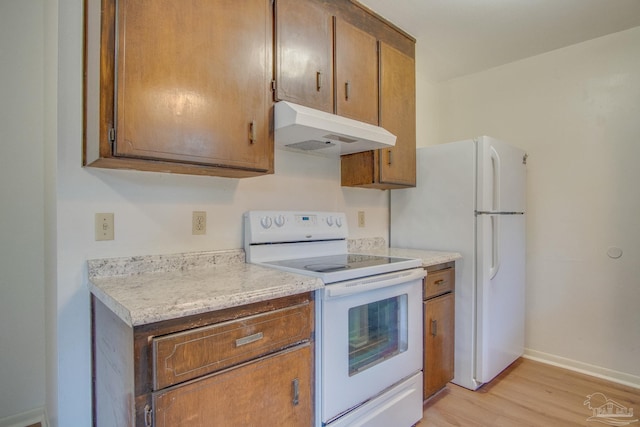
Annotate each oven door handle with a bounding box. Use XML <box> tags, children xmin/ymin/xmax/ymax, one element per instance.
<box><xmin>325</xmin><ymin>268</ymin><xmax>426</xmax><ymax>298</ymax></box>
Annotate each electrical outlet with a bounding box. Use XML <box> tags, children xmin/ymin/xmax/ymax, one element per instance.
<box><xmin>95</xmin><ymin>213</ymin><xmax>114</xmax><ymax>241</ymax></box>
<box><xmin>192</xmin><ymin>211</ymin><xmax>207</xmax><ymax>235</ymax></box>
<box><xmin>357</xmin><ymin>211</ymin><xmax>365</xmax><ymax>228</ymax></box>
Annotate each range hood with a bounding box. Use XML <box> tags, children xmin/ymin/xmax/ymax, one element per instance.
<box><xmin>274</xmin><ymin>101</ymin><xmax>396</xmax><ymax>156</ymax></box>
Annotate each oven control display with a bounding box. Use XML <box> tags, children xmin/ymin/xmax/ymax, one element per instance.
<box><xmin>295</xmin><ymin>214</ymin><xmax>317</xmax><ymax>226</ymax></box>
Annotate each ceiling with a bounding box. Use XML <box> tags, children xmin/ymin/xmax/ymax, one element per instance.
<box><xmin>359</xmin><ymin>0</ymin><xmax>640</xmax><ymax>82</ymax></box>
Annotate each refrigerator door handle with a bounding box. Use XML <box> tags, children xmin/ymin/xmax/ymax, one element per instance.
<box><xmin>489</xmin><ymin>215</ymin><xmax>501</xmax><ymax>279</ymax></box>
<box><xmin>490</xmin><ymin>146</ymin><xmax>501</xmax><ymax>212</ymax></box>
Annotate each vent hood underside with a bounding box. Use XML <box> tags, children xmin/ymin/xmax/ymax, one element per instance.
<box><xmin>274</xmin><ymin>101</ymin><xmax>396</xmax><ymax>156</ymax></box>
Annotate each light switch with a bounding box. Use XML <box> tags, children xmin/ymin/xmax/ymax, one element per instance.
<box><xmin>95</xmin><ymin>213</ymin><xmax>114</xmax><ymax>241</ymax></box>
<box><xmin>358</xmin><ymin>211</ymin><xmax>365</xmax><ymax>228</ymax></box>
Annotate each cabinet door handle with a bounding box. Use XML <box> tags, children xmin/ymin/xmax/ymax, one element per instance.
<box><xmin>249</xmin><ymin>120</ymin><xmax>257</xmax><ymax>144</ymax></box>
<box><xmin>235</xmin><ymin>332</ymin><xmax>263</xmax><ymax>347</ymax></box>
<box><xmin>388</xmin><ymin>150</ymin><xmax>393</xmax><ymax>166</ymax></box>
<box><xmin>292</xmin><ymin>378</ymin><xmax>300</xmax><ymax>406</ymax></box>
<box><xmin>316</xmin><ymin>71</ymin><xmax>322</xmax><ymax>91</ymax></box>
<box><xmin>144</xmin><ymin>404</ymin><xmax>152</xmax><ymax>427</ymax></box>
<box><xmin>431</xmin><ymin>319</ymin><xmax>438</xmax><ymax>337</ymax></box>
<box><xmin>345</xmin><ymin>80</ymin><xmax>351</xmax><ymax>100</ymax></box>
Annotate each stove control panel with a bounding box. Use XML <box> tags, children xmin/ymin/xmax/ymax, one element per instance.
<box><xmin>244</xmin><ymin>211</ymin><xmax>348</xmax><ymax>244</ymax></box>
<box><xmin>294</xmin><ymin>214</ymin><xmax>317</xmax><ymax>226</ymax></box>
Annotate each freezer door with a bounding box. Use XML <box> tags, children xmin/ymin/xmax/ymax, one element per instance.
<box><xmin>475</xmin><ymin>213</ymin><xmax>525</xmax><ymax>384</ymax></box>
<box><xmin>476</xmin><ymin>136</ymin><xmax>527</xmax><ymax>213</ymax></box>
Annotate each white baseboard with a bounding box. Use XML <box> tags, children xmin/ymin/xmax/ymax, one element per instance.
<box><xmin>523</xmin><ymin>348</ymin><xmax>640</xmax><ymax>389</ymax></box>
<box><xmin>0</xmin><ymin>407</ymin><xmax>48</xmax><ymax>427</ymax></box>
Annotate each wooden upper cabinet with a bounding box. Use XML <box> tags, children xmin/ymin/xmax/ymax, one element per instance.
<box><xmin>378</xmin><ymin>41</ymin><xmax>416</xmax><ymax>186</ymax></box>
<box><xmin>274</xmin><ymin>0</ymin><xmax>333</xmax><ymax>113</ymax></box>
<box><xmin>341</xmin><ymin>41</ymin><xmax>416</xmax><ymax>189</ymax></box>
<box><xmin>85</xmin><ymin>0</ymin><xmax>274</xmax><ymax>178</ymax></box>
<box><xmin>334</xmin><ymin>18</ymin><xmax>379</xmax><ymax>126</ymax></box>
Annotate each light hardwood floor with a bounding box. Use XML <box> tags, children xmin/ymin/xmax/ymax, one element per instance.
<box><xmin>417</xmin><ymin>358</ymin><xmax>639</xmax><ymax>426</ymax></box>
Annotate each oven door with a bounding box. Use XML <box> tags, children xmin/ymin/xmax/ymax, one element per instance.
<box><xmin>318</xmin><ymin>268</ymin><xmax>425</xmax><ymax>424</ymax></box>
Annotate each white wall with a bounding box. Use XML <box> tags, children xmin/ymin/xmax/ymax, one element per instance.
<box><xmin>415</xmin><ymin>48</ymin><xmax>440</xmax><ymax>148</ymax></box>
<box><xmin>0</xmin><ymin>0</ymin><xmax>47</xmax><ymax>421</ymax></box>
<box><xmin>52</xmin><ymin>1</ymin><xmax>389</xmax><ymax>425</ymax></box>
<box><xmin>430</xmin><ymin>27</ymin><xmax>640</xmax><ymax>383</ymax></box>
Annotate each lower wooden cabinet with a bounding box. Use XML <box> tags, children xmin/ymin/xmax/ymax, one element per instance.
<box><xmin>92</xmin><ymin>293</ymin><xmax>314</xmax><ymax>426</ymax></box>
<box><xmin>153</xmin><ymin>345</ymin><xmax>312</xmax><ymax>427</ymax></box>
<box><xmin>423</xmin><ymin>263</ymin><xmax>455</xmax><ymax>399</ymax></box>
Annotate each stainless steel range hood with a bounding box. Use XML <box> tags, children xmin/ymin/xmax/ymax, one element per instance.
<box><xmin>274</xmin><ymin>101</ymin><xmax>396</xmax><ymax>156</ymax></box>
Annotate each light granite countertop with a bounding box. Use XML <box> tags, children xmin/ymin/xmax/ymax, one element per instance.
<box><xmin>88</xmin><ymin>240</ymin><xmax>461</xmax><ymax>328</ymax></box>
<box><xmin>359</xmin><ymin>247</ymin><xmax>461</xmax><ymax>267</ymax></box>
<box><xmin>348</xmin><ymin>237</ymin><xmax>462</xmax><ymax>267</ymax></box>
<box><xmin>88</xmin><ymin>250</ymin><xmax>322</xmax><ymax>327</ymax></box>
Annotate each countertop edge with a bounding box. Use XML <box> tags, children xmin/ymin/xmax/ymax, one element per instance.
<box><xmin>125</xmin><ymin>278</ymin><xmax>323</xmax><ymax>327</ymax></box>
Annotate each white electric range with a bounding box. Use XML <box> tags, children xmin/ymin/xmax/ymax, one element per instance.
<box><xmin>244</xmin><ymin>211</ymin><xmax>424</xmax><ymax>427</ymax></box>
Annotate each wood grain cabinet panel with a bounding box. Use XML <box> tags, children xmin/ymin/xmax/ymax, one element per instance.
<box><xmin>274</xmin><ymin>0</ymin><xmax>333</xmax><ymax>113</ymax></box>
<box><xmin>334</xmin><ymin>18</ymin><xmax>379</xmax><ymax>126</ymax></box>
<box><xmin>424</xmin><ymin>293</ymin><xmax>455</xmax><ymax>398</ymax></box>
<box><xmin>152</xmin><ymin>303</ymin><xmax>311</xmax><ymax>390</ymax></box>
<box><xmin>341</xmin><ymin>41</ymin><xmax>416</xmax><ymax>189</ymax></box>
<box><xmin>378</xmin><ymin>41</ymin><xmax>416</xmax><ymax>187</ymax></box>
<box><xmin>153</xmin><ymin>345</ymin><xmax>313</xmax><ymax>427</ymax></box>
<box><xmin>424</xmin><ymin>267</ymin><xmax>454</xmax><ymax>299</ymax></box>
<box><xmin>85</xmin><ymin>0</ymin><xmax>274</xmax><ymax>178</ymax></box>
<box><xmin>423</xmin><ymin>264</ymin><xmax>455</xmax><ymax>399</ymax></box>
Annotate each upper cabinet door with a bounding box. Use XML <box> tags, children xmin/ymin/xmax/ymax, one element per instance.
<box><xmin>274</xmin><ymin>0</ymin><xmax>333</xmax><ymax>113</ymax></box>
<box><xmin>334</xmin><ymin>18</ymin><xmax>379</xmax><ymax>126</ymax></box>
<box><xmin>114</xmin><ymin>0</ymin><xmax>272</xmax><ymax>172</ymax></box>
<box><xmin>378</xmin><ymin>42</ymin><xmax>416</xmax><ymax>186</ymax></box>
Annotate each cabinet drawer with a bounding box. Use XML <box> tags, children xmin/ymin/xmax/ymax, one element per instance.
<box><xmin>152</xmin><ymin>302</ymin><xmax>311</xmax><ymax>390</ymax></box>
<box><xmin>424</xmin><ymin>268</ymin><xmax>454</xmax><ymax>299</ymax></box>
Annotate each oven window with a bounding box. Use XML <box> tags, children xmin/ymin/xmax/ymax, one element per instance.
<box><xmin>348</xmin><ymin>294</ymin><xmax>408</xmax><ymax>376</ymax></box>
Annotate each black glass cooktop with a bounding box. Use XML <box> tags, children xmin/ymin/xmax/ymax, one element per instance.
<box><xmin>264</xmin><ymin>254</ymin><xmax>411</xmax><ymax>273</ymax></box>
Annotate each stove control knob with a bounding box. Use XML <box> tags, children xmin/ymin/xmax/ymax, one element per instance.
<box><xmin>260</xmin><ymin>216</ymin><xmax>273</xmax><ymax>229</ymax></box>
<box><xmin>326</xmin><ymin>216</ymin><xmax>334</xmax><ymax>226</ymax></box>
<box><xmin>274</xmin><ymin>215</ymin><xmax>285</xmax><ymax>227</ymax></box>
<box><xmin>336</xmin><ymin>217</ymin><xmax>343</xmax><ymax>227</ymax></box>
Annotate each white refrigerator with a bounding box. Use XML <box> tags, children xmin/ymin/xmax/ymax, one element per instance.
<box><xmin>390</xmin><ymin>136</ymin><xmax>527</xmax><ymax>390</ymax></box>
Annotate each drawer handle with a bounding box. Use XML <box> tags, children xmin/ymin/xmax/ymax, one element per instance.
<box><xmin>431</xmin><ymin>319</ymin><xmax>438</xmax><ymax>337</ymax></box>
<box><xmin>434</xmin><ymin>279</ymin><xmax>446</xmax><ymax>286</ymax></box>
<box><xmin>235</xmin><ymin>332</ymin><xmax>264</xmax><ymax>347</ymax></box>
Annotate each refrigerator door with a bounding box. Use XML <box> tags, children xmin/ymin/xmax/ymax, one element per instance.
<box><xmin>475</xmin><ymin>212</ymin><xmax>525</xmax><ymax>383</ymax></box>
<box><xmin>476</xmin><ymin>136</ymin><xmax>526</xmax><ymax>213</ymax></box>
